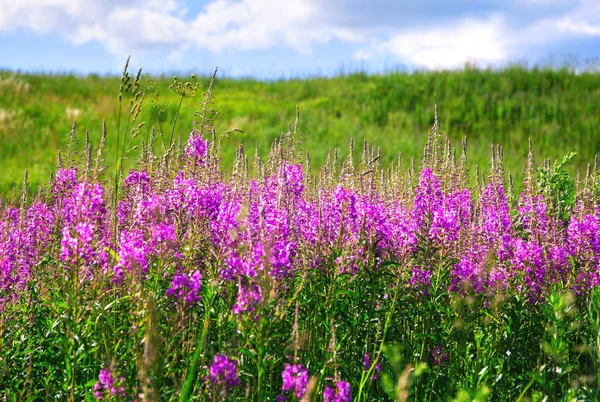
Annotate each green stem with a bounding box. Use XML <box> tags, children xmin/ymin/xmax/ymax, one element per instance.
<box><xmin>356</xmin><ymin>279</ymin><xmax>400</xmax><ymax>401</ymax></box>
<box><xmin>113</xmin><ymin>96</ymin><xmax>123</xmax><ymax>242</ymax></box>
<box><xmin>145</xmin><ymin>107</ymin><xmax>154</xmax><ymax>146</ymax></box>
<box><xmin>153</xmin><ymin>105</ymin><xmax>167</xmax><ymax>151</ymax></box>
<box><xmin>179</xmin><ymin>290</ymin><xmax>215</xmax><ymax>402</ymax></box>
<box><xmin>169</xmin><ymin>95</ymin><xmax>185</xmax><ymax>149</ymax></box>
<box><xmin>257</xmin><ymin>351</ymin><xmax>264</xmax><ymax>401</ymax></box>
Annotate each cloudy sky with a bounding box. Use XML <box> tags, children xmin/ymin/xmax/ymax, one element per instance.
<box><xmin>1</xmin><ymin>0</ymin><xmax>599</xmax><ymax>77</ymax></box>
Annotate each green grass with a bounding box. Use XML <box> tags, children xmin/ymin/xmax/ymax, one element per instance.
<box><xmin>1</xmin><ymin>66</ymin><xmax>599</xmax><ymax>195</ymax></box>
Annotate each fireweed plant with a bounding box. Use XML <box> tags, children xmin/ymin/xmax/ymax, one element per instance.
<box><xmin>0</xmin><ymin>64</ymin><xmax>600</xmax><ymax>402</ymax></box>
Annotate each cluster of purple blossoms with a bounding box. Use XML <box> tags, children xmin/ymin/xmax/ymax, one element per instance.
<box><xmin>281</xmin><ymin>363</ymin><xmax>309</xmax><ymax>399</ymax></box>
<box><xmin>6</xmin><ymin>152</ymin><xmax>600</xmax><ymax>311</ymax></box>
<box><xmin>282</xmin><ymin>163</ymin><xmax>304</xmax><ymax>198</ymax></box>
<box><xmin>56</xmin><ymin>172</ymin><xmax>108</xmax><ymax>275</ymax></box>
<box><xmin>184</xmin><ymin>132</ymin><xmax>208</xmax><ymax>165</ymax></box>
<box><xmin>408</xmin><ymin>267</ymin><xmax>433</xmax><ymax>296</ymax></box>
<box><xmin>0</xmin><ymin>200</ymin><xmax>54</xmax><ymax>301</ymax></box>
<box><xmin>93</xmin><ymin>368</ymin><xmax>126</xmax><ymax>400</ymax></box>
<box><xmin>429</xmin><ymin>346</ymin><xmax>448</xmax><ymax>366</ymax></box>
<box><xmin>52</xmin><ymin>167</ymin><xmax>78</xmax><ymax>195</ymax></box>
<box><xmin>114</xmin><ymin>229</ymin><xmax>149</xmax><ymax>282</ymax></box>
<box><xmin>6</xmin><ymin>82</ymin><xmax>600</xmax><ymax>401</ymax></box>
<box><xmin>270</xmin><ymin>240</ymin><xmax>297</xmax><ymax>279</ymax></box>
<box><xmin>123</xmin><ymin>170</ymin><xmax>151</xmax><ymax>195</ymax></box>
<box><xmin>165</xmin><ymin>270</ymin><xmax>202</xmax><ymax>306</ymax></box>
<box><xmin>207</xmin><ymin>355</ymin><xmax>240</xmax><ymax>391</ymax></box>
<box><xmin>233</xmin><ymin>281</ymin><xmax>263</xmax><ymax>315</ymax></box>
<box><xmin>323</xmin><ymin>380</ymin><xmax>351</xmax><ymax>402</ymax></box>
<box><xmin>363</xmin><ymin>353</ymin><xmax>382</xmax><ymax>381</ymax></box>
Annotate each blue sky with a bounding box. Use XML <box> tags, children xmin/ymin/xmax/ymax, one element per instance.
<box><xmin>0</xmin><ymin>0</ymin><xmax>599</xmax><ymax>78</ymax></box>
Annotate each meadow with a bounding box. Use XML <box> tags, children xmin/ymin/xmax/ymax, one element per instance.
<box><xmin>0</xmin><ymin>64</ymin><xmax>600</xmax><ymax>401</ymax></box>
<box><xmin>1</xmin><ymin>66</ymin><xmax>600</xmax><ymax>195</ymax></box>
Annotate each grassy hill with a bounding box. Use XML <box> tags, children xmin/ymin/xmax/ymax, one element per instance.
<box><xmin>0</xmin><ymin>66</ymin><xmax>599</xmax><ymax>195</ymax></box>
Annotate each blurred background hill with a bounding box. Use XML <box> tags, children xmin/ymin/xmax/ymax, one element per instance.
<box><xmin>0</xmin><ymin>66</ymin><xmax>599</xmax><ymax>195</ymax></box>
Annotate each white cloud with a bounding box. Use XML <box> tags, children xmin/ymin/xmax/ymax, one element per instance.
<box><xmin>184</xmin><ymin>0</ymin><xmax>365</xmax><ymax>54</ymax></box>
<box><xmin>0</xmin><ymin>0</ymin><xmax>365</xmax><ymax>60</ymax></box>
<box><xmin>0</xmin><ymin>0</ymin><xmax>599</xmax><ymax>71</ymax></box>
<box><xmin>555</xmin><ymin>0</ymin><xmax>600</xmax><ymax>37</ymax></box>
<box><xmin>353</xmin><ymin>0</ymin><xmax>600</xmax><ymax>70</ymax></box>
<box><xmin>355</xmin><ymin>16</ymin><xmax>509</xmax><ymax>69</ymax></box>
<box><xmin>557</xmin><ymin>19</ymin><xmax>600</xmax><ymax>36</ymax></box>
<box><xmin>0</xmin><ymin>0</ymin><xmax>190</xmax><ymax>59</ymax></box>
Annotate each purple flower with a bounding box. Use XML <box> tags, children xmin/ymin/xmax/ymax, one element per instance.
<box><xmin>210</xmin><ymin>200</ymin><xmax>241</xmax><ymax>249</ymax></box>
<box><xmin>567</xmin><ymin>208</ymin><xmax>600</xmax><ymax>293</ymax></box>
<box><xmin>410</xmin><ymin>169</ymin><xmax>472</xmax><ymax>246</ymax></box>
<box><xmin>150</xmin><ymin>222</ymin><xmax>178</xmax><ymax>255</ymax></box>
<box><xmin>123</xmin><ymin>170</ymin><xmax>151</xmax><ymax>194</ymax></box>
<box><xmin>429</xmin><ymin>345</ymin><xmax>448</xmax><ymax>366</ymax></box>
<box><xmin>166</xmin><ymin>271</ymin><xmax>202</xmax><ymax>306</ymax></box>
<box><xmin>408</xmin><ymin>266</ymin><xmax>433</xmax><ymax>295</ymax></box>
<box><xmin>222</xmin><ymin>252</ymin><xmax>244</xmax><ymax>281</ymax></box>
<box><xmin>451</xmin><ymin>245</ymin><xmax>489</xmax><ymax>294</ymax></box>
<box><xmin>0</xmin><ymin>202</ymin><xmax>56</xmax><ymax>299</ymax></box>
<box><xmin>281</xmin><ymin>363</ymin><xmax>308</xmax><ymax>398</ymax></box>
<box><xmin>93</xmin><ymin>368</ymin><xmax>126</xmax><ymax>400</ymax></box>
<box><xmin>479</xmin><ymin>183</ymin><xmax>512</xmax><ymax>245</ymax></box>
<box><xmin>363</xmin><ymin>353</ymin><xmax>371</xmax><ymax>370</ymax></box>
<box><xmin>208</xmin><ymin>355</ymin><xmax>239</xmax><ymax>390</ymax></box>
<box><xmin>185</xmin><ymin>132</ymin><xmax>208</xmax><ymax>165</ymax></box>
<box><xmin>53</xmin><ymin>168</ymin><xmax>77</xmax><ymax>196</ymax></box>
<box><xmin>411</xmin><ymin>169</ymin><xmax>443</xmax><ymax>233</ymax></box>
<box><xmin>324</xmin><ymin>380</ymin><xmax>351</xmax><ymax>402</ymax></box>
<box><xmin>60</xmin><ymin>222</ymin><xmax>96</xmax><ymax>264</ymax></box>
<box><xmin>65</xmin><ymin>181</ymin><xmax>106</xmax><ymax>225</ymax></box>
<box><xmin>269</xmin><ymin>240</ymin><xmax>297</xmax><ymax>279</ymax></box>
<box><xmin>99</xmin><ymin>369</ymin><xmax>113</xmax><ymax>389</ymax></box>
<box><xmin>222</xmin><ymin>244</ymin><xmax>266</xmax><ymax>281</ymax></box>
<box><xmin>335</xmin><ymin>254</ymin><xmax>360</xmax><ymax>276</ymax></box>
<box><xmin>282</xmin><ymin>163</ymin><xmax>304</xmax><ymax>198</ymax></box>
<box><xmin>233</xmin><ymin>282</ymin><xmax>263</xmax><ymax>315</ymax></box>
<box><xmin>363</xmin><ymin>353</ymin><xmax>382</xmax><ymax>381</ymax></box>
<box><xmin>114</xmin><ymin>229</ymin><xmax>149</xmax><ymax>282</ymax></box>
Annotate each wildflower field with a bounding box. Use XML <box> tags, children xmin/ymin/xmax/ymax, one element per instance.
<box><xmin>1</xmin><ymin>64</ymin><xmax>600</xmax><ymax>401</ymax></box>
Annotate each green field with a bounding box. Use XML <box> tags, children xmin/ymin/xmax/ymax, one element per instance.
<box><xmin>3</xmin><ymin>65</ymin><xmax>600</xmax><ymax>400</ymax></box>
<box><xmin>1</xmin><ymin>67</ymin><xmax>599</xmax><ymax>195</ymax></box>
